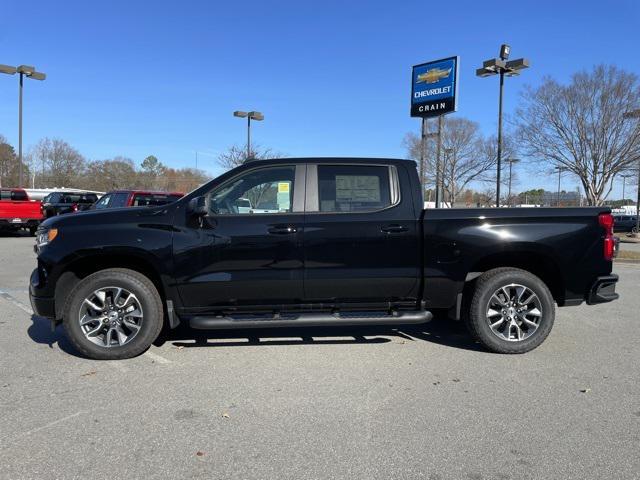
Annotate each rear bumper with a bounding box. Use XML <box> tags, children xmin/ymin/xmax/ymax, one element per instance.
<box><xmin>586</xmin><ymin>274</ymin><xmax>619</xmax><ymax>305</ymax></box>
<box><xmin>0</xmin><ymin>218</ymin><xmax>40</xmax><ymax>229</ymax></box>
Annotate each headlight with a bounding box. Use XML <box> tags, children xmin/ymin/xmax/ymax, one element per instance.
<box><xmin>36</xmin><ymin>228</ymin><xmax>58</xmax><ymax>248</ymax></box>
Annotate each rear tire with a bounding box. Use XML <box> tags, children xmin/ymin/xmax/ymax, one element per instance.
<box><xmin>465</xmin><ymin>267</ymin><xmax>555</xmax><ymax>354</ymax></box>
<box><xmin>62</xmin><ymin>268</ymin><xmax>164</xmax><ymax>360</ymax></box>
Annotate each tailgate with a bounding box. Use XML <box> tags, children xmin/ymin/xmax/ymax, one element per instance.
<box><xmin>0</xmin><ymin>200</ymin><xmax>43</xmax><ymax>220</ymax></box>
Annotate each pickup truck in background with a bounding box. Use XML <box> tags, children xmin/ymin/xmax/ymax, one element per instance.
<box><xmin>0</xmin><ymin>188</ymin><xmax>42</xmax><ymax>235</ymax></box>
<box><xmin>29</xmin><ymin>158</ymin><xmax>619</xmax><ymax>360</ymax></box>
<box><xmin>91</xmin><ymin>190</ymin><xmax>184</xmax><ymax>209</ymax></box>
<box><xmin>41</xmin><ymin>191</ymin><xmax>100</xmax><ymax>218</ymax></box>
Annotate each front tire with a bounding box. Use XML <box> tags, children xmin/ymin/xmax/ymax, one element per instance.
<box><xmin>465</xmin><ymin>268</ymin><xmax>555</xmax><ymax>354</ymax></box>
<box><xmin>62</xmin><ymin>268</ymin><xmax>164</xmax><ymax>360</ymax></box>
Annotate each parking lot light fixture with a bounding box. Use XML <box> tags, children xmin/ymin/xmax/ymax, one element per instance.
<box><xmin>476</xmin><ymin>44</ymin><xmax>529</xmax><ymax>207</ymax></box>
<box><xmin>234</xmin><ymin>110</ymin><xmax>264</xmax><ymax>160</ymax></box>
<box><xmin>0</xmin><ymin>64</ymin><xmax>17</xmax><ymax>75</ymax></box>
<box><xmin>1</xmin><ymin>63</ymin><xmax>46</xmax><ymax>188</ymax></box>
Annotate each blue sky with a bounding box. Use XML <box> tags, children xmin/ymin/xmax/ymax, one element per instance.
<box><xmin>1</xmin><ymin>0</ymin><xmax>639</xmax><ymax>196</ymax></box>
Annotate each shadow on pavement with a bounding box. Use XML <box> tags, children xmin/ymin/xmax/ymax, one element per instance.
<box><xmin>155</xmin><ymin>314</ymin><xmax>483</xmax><ymax>352</ymax></box>
<box><xmin>26</xmin><ymin>312</ymin><xmax>483</xmax><ymax>358</ymax></box>
<box><xmin>27</xmin><ymin>315</ymin><xmax>80</xmax><ymax>357</ymax></box>
<box><xmin>0</xmin><ymin>230</ymin><xmax>32</xmax><ymax>238</ymax></box>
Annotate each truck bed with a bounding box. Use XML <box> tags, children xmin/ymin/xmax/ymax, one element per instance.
<box><xmin>421</xmin><ymin>207</ymin><xmax>612</xmax><ymax>310</ymax></box>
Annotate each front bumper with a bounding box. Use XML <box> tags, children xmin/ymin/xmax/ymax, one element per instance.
<box><xmin>29</xmin><ymin>268</ymin><xmax>55</xmax><ymax>318</ymax></box>
<box><xmin>586</xmin><ymin>274</ymin><xmax>619</xmax><ymax>305</ymax></box>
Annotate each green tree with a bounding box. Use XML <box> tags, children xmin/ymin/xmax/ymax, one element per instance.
<box><xmin>139</xmin><ymin>155</ymin><xmax>166</xmax><ymax>189</ymax></box>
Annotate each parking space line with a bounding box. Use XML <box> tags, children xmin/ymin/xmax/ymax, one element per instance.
<box><xmin>21</xmin><ymin>411</ymin><xmax>84</xmax><ymax>437</ymax></box>
<box><xmin>143</xmin><ymin>349</ymin><xmax>172</xmax><ymax>364</ymax></box>
<box><xmin>1</xmin><ymin>289</ymin><xmax>171</xmax><ymax>366</ymax></box>
<box><xmin>0</xmin><ymin>289</ymin><xmax>34</xmax><ymax>316</ymax></box>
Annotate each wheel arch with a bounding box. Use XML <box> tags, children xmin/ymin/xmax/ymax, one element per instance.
<box><xmin>54</xmin><ymin>252</ymin><xmax>168</xmax><ymax>320</ymax></box>
<box><xmin>466</xmin><ymin>251</ymin><xmax>565</xmax><ymax>305</ymax></box>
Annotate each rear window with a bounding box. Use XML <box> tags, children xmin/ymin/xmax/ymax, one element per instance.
<box><xmin>44</xmin><ymin>193</ymin><xmax>61</xmax><ymax>203</ymax></box>
<box><xmin>132</xmin><ymin>193</ymin><xmax>182</xmax><ymax>207</ymax></box>
<box><xmin>0</xmin><ymin>190</ymin><xmax>28</xmax><ymax>201</ymax></box>
<box><xmin>317</xmin><ymin>165</ymin><xmax>392</xmax><ymax>212</ymax></box>
<box><xmin>61</xmin><ymin>194</ymin><xmax>84</xmax><ymax>203</ymax></box>
<box><xmin>80</xmin><ymin>194</ymin><xmax>98</xmax><ymax>204</ymax></box>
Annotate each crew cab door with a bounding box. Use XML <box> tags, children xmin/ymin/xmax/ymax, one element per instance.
<box><xmin>302</xmin><ymin>163</ymin><xmax>420</xmax><ymax>303</ymax></box>
<box><xmin>173</xmin><ymin>164</ymin><xmax>306</xmax><ymax>309</ymax></box>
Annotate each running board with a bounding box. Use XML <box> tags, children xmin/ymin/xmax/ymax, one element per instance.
<box><xmin>189</xmin><ymin>310</ymin><xmax>432</xmax><ymax>330</ymax></box>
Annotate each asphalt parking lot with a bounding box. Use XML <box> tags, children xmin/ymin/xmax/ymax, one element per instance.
<box><xmin>1</xmin><ymin>232</ymin><xmax>639</xmax><ymax>480</ymax></box>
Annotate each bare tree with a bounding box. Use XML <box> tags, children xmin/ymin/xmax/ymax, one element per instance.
<box><xmin>404</xmin><ymin>117</ymin><xmax>497</xmax><ymax>205</ymax></box>
<box><xmin>32</xmin><ymin>138</ymin><xmax>85</xmax><ymax>187</ymax></box>
<box><xmin>157</xmin><ymin>167</ymin><xmax>210</xmax><ymax>192</ymax></box>
<box><xmin>515</xmin><ymin>65</ymin><xmax>640</xmax><ymax>205</ymax></box>
<box><xmin>479</xmin><ymin>134</ymin><xmax>518</xmax><ymax>204</ymax></box>
<box><xmin>217</xmin><ymin>144</ymin><xmax>280</xmax><ymax>170</ymax></box>
<box><xmin>0</xmin><ymin>135</ymin><xmax>31</xmax><ymax>188</ymax></box>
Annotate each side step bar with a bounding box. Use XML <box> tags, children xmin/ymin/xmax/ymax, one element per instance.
<box><xmin>189</xmin><ymin>310</ymin><xmax>432</xmax><ymax>330</ymax></box>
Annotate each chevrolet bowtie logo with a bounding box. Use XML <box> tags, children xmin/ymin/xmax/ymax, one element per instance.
<box><xmin>416</xmin><ymin>67</ymin><xmax>452</xmax><ymax>84</ymax></box>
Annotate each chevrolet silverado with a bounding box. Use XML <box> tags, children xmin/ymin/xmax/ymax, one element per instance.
<box><xmin>29</xmin><ymin>158</ymin><xmax>619</xmax><ymax>360</ymax></box>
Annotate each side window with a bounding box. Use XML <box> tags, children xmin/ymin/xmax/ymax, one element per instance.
<box><xmin>317</xmin><ymin>165</ymin><xmax>392</xmax><ymax>212</ymax></box>
<box><xmin>207</xmin><ymin>166</ymin><xmax>295</xmax><ymax>215</ymax></box>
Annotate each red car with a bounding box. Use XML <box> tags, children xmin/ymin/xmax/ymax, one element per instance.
<box><xmin>0</xmin><ymin>188</ymin><xmax>43</xmax><ymax>235</ymax></box>
<box><xmin>91</xmin><ymin>190</ymin><xmax>184</xmax><ymax>210</ymax></box>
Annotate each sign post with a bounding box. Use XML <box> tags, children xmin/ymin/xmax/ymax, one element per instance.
<box><xmin>411</xmin><ymin>56</ymin><xmax>459</xmax><ymax>208</ymax></box>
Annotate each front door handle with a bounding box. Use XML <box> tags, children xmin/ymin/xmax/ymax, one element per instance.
<box><xmin>381</xmin><ymin>224</ymin><xmax>408</xmax><ymax>234</ymax></box>
<box><xmin>268</xmin><ymin>225</ymin><xmax>298</xmax><ymax>235</ymax></box>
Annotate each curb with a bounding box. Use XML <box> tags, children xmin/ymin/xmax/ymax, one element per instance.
<box><xmin>614</xmin><ymin>259</ymin><xmax>640</xmax><ymax>265</ymax></box>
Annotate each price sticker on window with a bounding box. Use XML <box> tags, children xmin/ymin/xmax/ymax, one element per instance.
<box><xmin>278</xmin><ymin>182</ymin><xmax>290</xmax><ymax>193</ymax></box>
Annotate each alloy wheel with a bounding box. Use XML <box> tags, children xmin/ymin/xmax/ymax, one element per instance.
<box><xmin>78</xmin><ymin>287</ymin><xmax>144</xmax><ymax>348</ymax></box>
<box><xmin>486</xmin><ymin>283</ymin><xmax>542</xmax><ymax>342</ymax></box>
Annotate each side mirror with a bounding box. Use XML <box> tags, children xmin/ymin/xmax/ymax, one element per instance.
<box><xmin>187</xmin><ymin>196</ymin><xmax>209</xmax><ymax>217</ymax></box>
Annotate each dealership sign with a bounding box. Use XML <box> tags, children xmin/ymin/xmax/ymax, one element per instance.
<box><xmin>411</xmin><ymin>56</ymin><xmax>459</xmax><ymax>118</ymax></box>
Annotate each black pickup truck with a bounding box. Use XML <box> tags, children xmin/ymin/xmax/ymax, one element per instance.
<box><xmin>29</xmin><ymin>158</ymin><xmax>619</xmax><ymax>360</ymax></box>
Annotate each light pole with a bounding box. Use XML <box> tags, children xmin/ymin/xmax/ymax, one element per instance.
<box><xmin>506</xmin><ymin>158</ymin><xmax>520</xmax><ymax>206</ymax></box>
<box><xmin>444</xmin><ymin>147</ymin><xmax>455</xmax><ymax>206</ymax></box>
<box><xmin>233</xmin><ymin>110</ymin><xmax>264</xmax><ymax>160</ymax></box>
<box><xmin>554</xmin><ymin>166</ymin><xmax>567</xmax><ymax>207</ymax></box>
<box><xmin>620</xmin><ymin>173</ymin><xmax>634</xmax><ymax>206</ymax></box>
<box><xmin>623</xmin><ymin>109</ymin><xmax>640</xmax><ymax>236</ymax></box>
<box><xmin>476</xmin><ymin>45</ymin><xmax>529</xmax><ymax>207</ymax></box>
<box><xmin>0</xmin><ymin>64</ymin><xmax>46</xmax><ymax>188</ymax></box>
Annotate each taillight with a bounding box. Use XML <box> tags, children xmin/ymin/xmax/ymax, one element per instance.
<box><xmin>599</xmin><ymin>213</ymin><xmax>615</xmax><ymax>261</ymax></box>
<box><xmin>72</xmin><ymin>203</ymin><xmax>78</xmax><ymax>212</ymax></box>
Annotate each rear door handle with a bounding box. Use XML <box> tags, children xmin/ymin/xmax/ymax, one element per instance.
<box><xmin>381</xmin><ymin>224</ymin><xmax>408</xmax><ymax>234</ymax></box>
<box><xmin>268</xmin><ymin>225</ymin><xmax>298</xmax><ymax>235</ymax></box>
